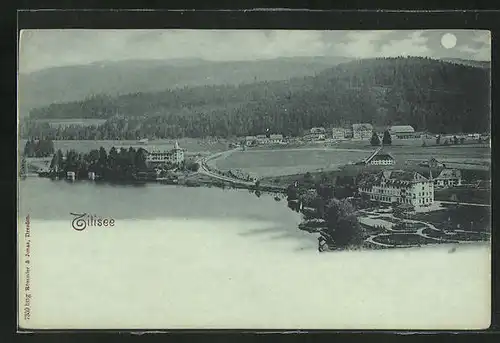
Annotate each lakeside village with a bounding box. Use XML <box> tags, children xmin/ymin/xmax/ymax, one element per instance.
<box><xmin>20</xmin><ymin>122</ymin><xmax>491</xmax><ymax>252</ymax></box>
<box><xmin>235</xmin><ymin>123</ymin><xmax>490</xmax><ymax>148</ymax></box>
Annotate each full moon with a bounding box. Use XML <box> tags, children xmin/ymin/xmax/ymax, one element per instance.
<box><xmin>441</xmin><ymin>33</ymin><xmax>457</xmax><ymax>49</ymax></box>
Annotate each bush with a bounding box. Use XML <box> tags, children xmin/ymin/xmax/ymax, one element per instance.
<box><xmin>320</xmin><ymin>198</ymin><xmax>365</xmax><ymax>249</ymax></box>
<box><xmin>370</xmin><ymin>131</ymin><xmax>381</xmax><ymax>146</ymax></box>
<box><xmin>382</xmin><ymin>130</ymin><xmax>392</xmax><ymax>146</ymax></box>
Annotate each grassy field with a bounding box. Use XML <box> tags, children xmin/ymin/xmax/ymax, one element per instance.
<box><xmin>267</xmin><ymin>137</ymin><xmax>489</xmax><ymax>150</ymax></box>
<box><xmin>219</xmin><ymin>144</ymin><xmax>490</xmax><ymax>178</ymax></box>
<box><xmin>411</xmin><ymin>204</ymin><xmax>491</xmax><ymax>232</ymax></box>
<box><xmin>32</xmin><ymin>118</ymin><xmax>108</xmax><ymax>127</ymax></box>
<box><xmin>217</xmin><ymin>148</ymin><xmax>369</xmax><ymax>177</ymax></box>
<box><xmin>434</xmin><ymin>188</ymin><xmax>491</xmax><ymax>205</ymax></box>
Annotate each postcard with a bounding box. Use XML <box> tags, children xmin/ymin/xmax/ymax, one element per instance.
<box><xmin>18</xmin><ymin>29</ymin><xmax>491</xmax><ymax>330</ymax></box>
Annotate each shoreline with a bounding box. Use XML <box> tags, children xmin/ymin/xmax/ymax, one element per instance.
<box><xmin>22</xmin><ymin>176</ymin><xmax>491</xmax><ymax>251</ymax></box>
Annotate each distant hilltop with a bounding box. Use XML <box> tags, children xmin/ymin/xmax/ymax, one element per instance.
<box><xmin>18</xmin><ymin>56</ymin><xmax>352</xmax><ymax>117</ymax></box>
<box><xmin>21</xmin><ymin>56</ymin><xmax>490</xmax><ymax>139</ymax></box>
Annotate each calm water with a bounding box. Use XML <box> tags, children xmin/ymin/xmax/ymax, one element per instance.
<box><xmin>17</xmin><ymin>178</ymin><xmax>490</xmax><ymax>330</ymax></box>
<box><xmin>19</xmin><ymin>177</ymin><xmax>302</xmax><ymax>228</ymax></box>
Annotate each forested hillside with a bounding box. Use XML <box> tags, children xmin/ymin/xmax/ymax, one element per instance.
<box><xmin>19</xmin><ymin>56</ymin><xmax>349</xmax><ymax>117</ymax></box>
<box><xmin>23</xmin><ymin>56</ymin><xmax>490</xmax><ymax>139</ymax></box>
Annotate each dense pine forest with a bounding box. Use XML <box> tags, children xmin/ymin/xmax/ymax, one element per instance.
<box><xmin>22</xmin><ymin>57</ymin><xmax>490</xmax><ymax>140</ymax></box>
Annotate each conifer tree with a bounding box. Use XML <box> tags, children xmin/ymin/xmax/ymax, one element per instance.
<box><xmin>382</xmin><ymin>130</ymin><xmax>392</xmax><ymax>146</ymax></box>
<box><xmin>370</xmin><ymin>131</ymin><xmax>381</xmax><ymax>146</ymax></box>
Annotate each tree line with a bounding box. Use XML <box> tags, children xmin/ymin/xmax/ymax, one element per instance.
<box><xmin>45</xmin><ymin>146</ymin><xmax>198</xmax><ymax>182</ymax></box>
<box><xmin>23</xmin><ymin>138</ymin><xmax>55</xmax><ymax>157</ymax></box>
<box><xmin>285</xmin><ymin>172</ymin><xmax>366</xmax><ymax>251</ymax></box>
<box><xmin>23</xmin><ymin>56</ymin><xmax>490</xmax><ymax>140</ymax></box>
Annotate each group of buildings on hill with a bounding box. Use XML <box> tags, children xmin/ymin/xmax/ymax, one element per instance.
<box><xmin>302</xmin><ymin>124</ymin><xmax>422</xmax><ymax>141</ymax></box>
<box><xmin>357</xmin><ymin>167</ymin><xmax>465</xmax><ymax>210</ymax></box>
<box><xmin>354</xmin><ymin>146</ymin><xmax>466</xmax><ymax>211</ymax></box>
<box><xmin>244</xmin><ymin>133</ymin><xmax>285</xmax><ymax>146</ymax></box>
<box><xmin>240</xmin><ymin>123</ymin><xmax>424</xmax><ymax>147</ymax></box>
<box><xmin>240</xmin><ymin>122</ymin><xmax>489</xmax><ymax>147</ymax></box>
<box><xmin>334</xmin><ymin>124</ymin><xmax>421</xmax><ymax>140</ymax></box>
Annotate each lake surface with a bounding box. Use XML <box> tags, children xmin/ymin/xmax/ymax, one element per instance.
<box><xmin>17</xmin><ymin>178</ymin><xmax>490</xmax><ymax>329</ymax></box>
<box><xmin>19</xmin><ymin>177</ymin><xmax>303</xmax><ymax>228</ymax></box>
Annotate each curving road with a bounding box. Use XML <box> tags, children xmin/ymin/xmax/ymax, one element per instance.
<box><xmin>196</xmin><ymin>148</ymin><xmax>257</xmax><ymax>186</ymax></box>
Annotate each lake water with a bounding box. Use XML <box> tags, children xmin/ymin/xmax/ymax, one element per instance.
<box><xmin>17</xmin><ymin>178</ymin><xmax>490</xmax><ymax>330</ymax></box>
<box><xmin>18</xmin><ymin>178</ymin><xmax>303</xmax><ymax>224</ymax></box>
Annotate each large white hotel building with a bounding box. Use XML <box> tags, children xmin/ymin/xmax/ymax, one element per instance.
<box><xmin>144</xmin><ymin>141</ymin><xmax>185</xmax><ymax>166</ymax></box>
<box><xmin>358</xmin><ymin>170</ymin><xmax>434</xmax><ymax>208</ymax></box>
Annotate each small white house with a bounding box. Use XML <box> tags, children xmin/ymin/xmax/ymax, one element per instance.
<box><xmin>434</xmin><ymin>169</ymin><xmax>462</xmax><ymax>188</ymax></box>
<box><xmin>310</xmin><ymin>127</ymin><xmax>326</xmax><ymax>134</ymax></box>
<box><xmin>256</xmin><ymin>134</ymin><xmax>270</xmax><ymax>145</ymax></box>
<box><xmin>331</xmin><ymin>127</ymin><xmax>347</xmax><ymax>140</ymax></box>
<box><xmin>269</xmin><ymin>134</ymin><xmax>284</xmax><ymax>144</ymax></box>
<box><xmin>245</xmin><ymin>136</ymin><xmax>257</xmax><ymax>146</ymax></box>
<box><xmin>363</xmin><ymin>147</ymin><xmax>396</xmax><ymax>166</ymax></box>
<box><xmin>388</xmin><ymin>125</ymin><xmax>417</xmax><ymax>139</ymax></box>
<box><xmin>352</xmin><ymin>123</ymin><xmax>373</xmax><ymax>140</ymax></box>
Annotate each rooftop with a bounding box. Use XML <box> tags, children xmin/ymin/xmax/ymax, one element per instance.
<box><xmin>352</xmin><ymin>123</ymin><xmax>373</xmax><ymax>131</ymax></box>
<box><xmin>364</xmin><ymin>147</ymin><xmax>395</xmax><ymax>163</ymax></box>
<box><xmin>370</xmin><ymin>154</ymin><xmax>395</xmax><ymax>161</ymax></box>
<box><xmin>436</xmin><ymin>169</ymin><xmax>462</xmax><ymax>179</ymax></box>
<box><xmin>310</xmin><ymin>127</ymin><xmax>326</xmax><ymax>132</ymax></box>
<box><xmin>359</xmin><ymin>170</ymin><xmax>428</xmax><ymax>189</ymax></box>
<box><xmin>383</xmin><ymin>170</ymin><xmax>426</xmax><ymax>182</ymax></box>
<box><xmin>389</xmin><ymin>125</ymin><xmax>415</xmax><ymax>133</ymax></box>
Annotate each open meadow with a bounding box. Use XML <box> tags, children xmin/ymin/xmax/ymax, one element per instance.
<box><xmin>31</xmin><ymin>118</ymin><xmax>108</xmax><ymax>127</ymax></box>
<box><xmin>217</xmin><ymin>143</ymin><xmax>490</xmax><ymax>178</ymax></box>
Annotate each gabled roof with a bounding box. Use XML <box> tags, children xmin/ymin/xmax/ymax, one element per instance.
<box><xmin>359</xmin><ymin>169</ymin><xmax>428</xmax><ymax>189</ymax></box>
<box><xmin>389</xmin><ymin>125</ymin><xmax>415</xmax><ymax>133</ymax></box>
<box><xmin>436</xmin><ymin>169</ymin><xmax>461</xmax><ymax>179</ymax></box>
<box><xmin>310</xmin><ymin>127</ymin><xmax>326</xmax><ymax>132</ymax></box>
<box><xmin>383</xmin><ymin>170</ymin><xmax>427</xmax><ymax>182</ymax></box>
<box><xmin>352</xmin><ymin>123</ymin><xmax>373</xmax><ymax>131</ymax></box>
<box><xmin>370</xmin><ymin>154</ymin><xmax>395</xmax><ymax>161</ymax></box>
<box><xmin>364</xmin><ymin>147</ymin><xmax>395</xmax><ymax>163</ymax></box>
